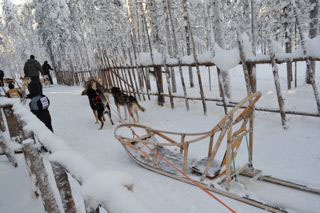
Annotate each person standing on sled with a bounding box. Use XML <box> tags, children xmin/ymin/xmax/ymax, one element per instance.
<box><xmin>42</xmin><ymin>61</ymin><xmax>54</xmax><ymax>85</ymax></box>
<box><xmin>27</xmin><ymin>80</ymin><xmax>54</xmax><ymax>132</ymax></box>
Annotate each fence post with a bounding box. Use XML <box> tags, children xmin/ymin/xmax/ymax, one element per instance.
<box><xmin>51</xmin><ymin>162</ymin><xmax>77</xmax><ymax>213</ymax></box>
<box><xmin>154</xmin><ymin>65</ymin><xmax>164</xmax><ymax>106</ymax></box>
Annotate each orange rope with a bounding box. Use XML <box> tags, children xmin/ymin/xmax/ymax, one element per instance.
<box><xmin>130</xmin><ymin>128</ymin><xmax>236</xmax><ymax>213</ymax></box>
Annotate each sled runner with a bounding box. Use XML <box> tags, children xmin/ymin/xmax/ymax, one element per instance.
<box><xmin>114</xmin><ymin>92</ymin><xmax>320</xmax><ymax>212</ymax></box>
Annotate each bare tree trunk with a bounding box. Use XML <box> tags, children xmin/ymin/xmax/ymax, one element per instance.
<box><xmin>134</xmin><ymin>0</ymin><xmax>142</xmax><ymax>53</ymax></box>
<box><xmin>183</xmin><ymin>0</ymin><xmax>207</xmax><ymax>115</ymax></box>
<box><xmin>293</xmin><ymin>0</ymin><xmax>320</xmax><ymax>114</ymax></box>
<box><xmin>284</xmin><ymin>6</ymin><xmax>293</xmax><ymax>89</ymax></box>
<box><xmin>213</xmin><ymin>0</ymin><xmax>231</xmax><ymax>98</ymax></box>
<box><xmin>308</xmin><ymin>0</ymin><xmax>319</xmax><ymax>84</ymax></box>
<box><xmin>149</xmin><ymin>0</ymin><xmax>160</xmax><ymax>51</ymax></box>
<box><xmin>141</xmin><ymin>2</ymin><xmax>152</xmax><ymax>93</ymax></box>
<box><xmin>182</xmin><ymin>0</ymin><xmax>194</xmax><ymax>88</ymax></box>
<box><xmin>167</xmin><ymin>0</ymin><xmax>189</xmax><ymax>110</ymax></box>
<box><xmin>163</xmin><ymin>0</ymin><xmax>177</xmax><ymax>93</ymax></box>
<box><xmin>250</xmin><ymin>0</ymin><xmax>257</xmax><ymax>92</ymax></box>
<box><xmin>139</xmin><ymin>3</ymin><xmax>147</xmax><ymax>52</ymax></box>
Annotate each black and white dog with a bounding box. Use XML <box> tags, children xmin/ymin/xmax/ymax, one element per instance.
<box><xmin>82</xmin><ymin>79</ymin><xmax>113</xmax><ymax>129</ymax></box>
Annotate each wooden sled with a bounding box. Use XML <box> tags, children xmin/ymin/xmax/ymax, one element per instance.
<box><xmin>115</xmin><ymin>92</ymin><xmax>261</xmax><ymax>185</ymax></box>
<box><xmin>114</xmin><ymin>92</ymin><xmax>319</xmax><ymax>212</ymax></box>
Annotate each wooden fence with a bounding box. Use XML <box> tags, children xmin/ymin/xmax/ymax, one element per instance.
<box><xmin>56</xmin><ymin>55</ymin><xmax>320</xmax><ymax>128</ymax></box>
<box><xmin>0</xmin><ymin>105</ymin><xmax>112</xmax><ymax>213</ymax></box>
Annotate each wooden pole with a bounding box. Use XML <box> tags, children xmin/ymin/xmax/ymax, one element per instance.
<box><xmin>217</xmin><ymin>68</ymin><xmax>228</xmax><ymax>115</ymax></box>
<box><xmin>163</xmin><ymin>51</ymin><xmax>174</xmax><ymax>109</ymax></box>
<box><xmin>51</xmin><ymin>162</ymin><xmax>77</xmax><ymax>213</ymax></box>
<box><xmin>154</xmin><ymin>65</ymin><xmax>165</xmax><ymax>106</ymax></box>
<box><xmin>268</xmin><ymin>39</ymin><xmax>287</xmax><ymax>127</ymax></box>
<box><xmin>182</xmin><ymin>143</ymin><xmax>189</xmax><ymax>173</ymax></box>
<box><xmin>179</xmin><ymin>63</ymin><xmax>190</xmax><ymax>111</ymax></box>
<box><xmin>208</xmin><ymin>66</ymin><xmax>212</xmax><ymax>91</ymax></box>
<box><xmin>142</xmin><ymin>67</ymin><xmax>151</xmax><ymax>100</ymax></box>
<box><xmin>226</xmin><ymin>126</ymin><xmax>233</xmax><ymax>191</ymax></box>
<box><xmin>236</xmin><ymin>28</ymin><xmax>253</xmax><ymax>95</ymax></box>
<box><xmin>23</xmin><ymin>141</ymin><xmax>60</xmax><ymax>212</ymax></box>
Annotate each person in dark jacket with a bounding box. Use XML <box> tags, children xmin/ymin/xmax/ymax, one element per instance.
<box><xmin>42</xmin><ymin>61</ymin><xmax>54</xmax><ymax>84</ymax></box>
<box><xmin>0</xmin><ymin>70</ymin><xmax>4</xmax><ymax>86</ymax></box>
<box><xmin>27</xmin><ymin>79</ymin><xmax>43</xmax><ymax>99</ymax></box>
<box><xmin>24</xmin><ymin>55</ymin><xmax>43</xmax><ymax>81</ymax></box>
<box><xmin>27</xmin><ymin>79</ymin><xmax>53</xmax><ymax>132</ymax></box>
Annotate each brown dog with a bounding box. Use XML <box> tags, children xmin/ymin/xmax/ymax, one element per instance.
<box><xmin>109</xmin><ymin>87</ymin><xmax>145</xmax><ymax>123</ymax></box>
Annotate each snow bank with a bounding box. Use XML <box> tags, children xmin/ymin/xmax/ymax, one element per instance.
<box><xmin>0</xmin><ymin>97</ymin><xmax>149</xmax><ymax>212</ymax></box>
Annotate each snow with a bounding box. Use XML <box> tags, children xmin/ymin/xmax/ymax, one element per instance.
<box><xmin>137</xmin><ymin>49</ymin><xmax>163</xmax><ymax>65</ymax></box>
<box><xmin>0</xmin><ymin>155</ymin><xmax>44</xmax><ymax>213</ymax></box>
<box><xmin>306</xmin><ymin>35</ymin><xmax>320</xmax><ymax>57</ymax></box>
<box><xmin>180</xmin><ymin>54</ymin><xmax>194</xmax><ymax>64</ymax></box>
<box><xmin>82</xmin><ymin>171</ymin><xmax>149</xmax><ymax>213</ymax></box>
<box><xmin>0</xmin><ymin>98</ymin><xmax>149</xmax><ymax>213</ymax></box>
<box><xmin>213</xmin><ymin>43</ymin><xmax>240</xmax><ymax>71</ymax></box>
<box><xmin>1</xmin><ymin>60</ymin><xmax>320</xmax><ymax>212</ymax></box>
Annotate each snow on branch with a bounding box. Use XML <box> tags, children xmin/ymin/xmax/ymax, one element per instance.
<box><xmin>0</xmin><ymin>97</ymin><xmax>150</xmax><ymax>213</ymax></box>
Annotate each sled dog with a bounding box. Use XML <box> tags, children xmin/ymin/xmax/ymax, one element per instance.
<box><xmin>82</xmin><ymin>79</ymin><xmax>113</xmax><ymax>129</ymax></box>
<box><xmin>109</xmin><ymin>87</ymin><xmax>145</xmax><ymax>123</ymax></box>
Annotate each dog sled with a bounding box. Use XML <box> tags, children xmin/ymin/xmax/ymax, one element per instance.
<box><xmin>114</xmin><ymin>92</ymin><xmax>320</xmax><ymax>212</ymax></box>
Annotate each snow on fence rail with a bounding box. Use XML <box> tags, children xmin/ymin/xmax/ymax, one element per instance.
<box><xmin>0</xmin><ymin>98</ymin><xmax>149</xmax><ymax>213</ymax></box>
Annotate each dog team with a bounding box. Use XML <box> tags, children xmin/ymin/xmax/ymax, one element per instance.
<box><xmin>82</xmin><ymin>79</ymin><xmax>145</xmax><ymax>130</ymax></box>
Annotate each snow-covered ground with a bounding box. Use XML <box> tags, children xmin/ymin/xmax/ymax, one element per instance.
<box><xmin>1</xmin><ymin>62</ymin><xmax>320</xmax><ymax>212</ymax></box>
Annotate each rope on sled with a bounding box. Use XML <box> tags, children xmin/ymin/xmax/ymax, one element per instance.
<box><xmin>129</xmin><ymin>127</ymin><xmax>236</xmax><ymax>213</ymax></box>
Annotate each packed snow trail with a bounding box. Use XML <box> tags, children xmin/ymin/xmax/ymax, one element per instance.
<box><xmin>44</xmin><ymin>85</ymin><xmax>320</xmax><ymax>213</ymax></box>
